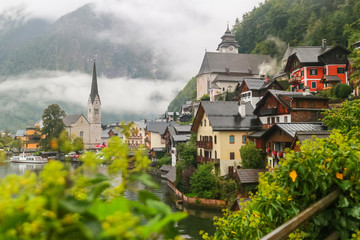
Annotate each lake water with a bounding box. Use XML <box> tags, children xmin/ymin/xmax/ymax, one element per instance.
<box><xmin>0</xmin><ymin>161</ymin><xmax>221</xmax><ymax>239</ymax></box>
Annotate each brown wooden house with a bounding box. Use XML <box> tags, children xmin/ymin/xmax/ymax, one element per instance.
<box><xmin>253</xmin><ymin>89</ymin><xmax>329</xmax><ymax>129</ymax></box>
<box><xmin>248</xmin><ymin>123</ymin><xmax>326</xmax><ymax>167</ymax></box>
<box><xmin>236</xmin><ymin>77</ymin><xmax>284</xmax><ymax>108</ymax></box>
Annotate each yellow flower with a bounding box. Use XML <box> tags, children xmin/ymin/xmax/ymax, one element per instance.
<box><xmin>326</xmin><ymin>158</ymin><xmax>332</xmax><ymax>162</ymax></box>
<box><xmin>336</xmin><ymin>172</ymin><xmax>343</xmax><ymax>180</ymax></box>
<box><xmin>289</xmin><ymin>170</ymin><xmax>297</xmax><ymax>182</ymax></box>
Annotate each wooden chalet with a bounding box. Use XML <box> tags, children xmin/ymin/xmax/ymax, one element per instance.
<box><xmin>253</xmin><ymin>89</ymin><xmax>329</xmax><ymax>129</ymax></box>
<box><xmin>283</xmin><ymin>39</ymin><xmax>351</xmax><ymax>92</ymax></box>
<box><xmin>248</xmin><ymin>123</ymin><xmax>326</xmax><ymax>167</ymax></box>
<box><xmin>236</xmin><ymin>77</ymin><xmax>284</xmax><ymax>108</ymax></box>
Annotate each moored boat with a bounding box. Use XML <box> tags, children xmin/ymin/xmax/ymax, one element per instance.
<box><xmin>10</xmin><ymin>153</ymin><xmax>48</xmax><ymax>164</ymax></box>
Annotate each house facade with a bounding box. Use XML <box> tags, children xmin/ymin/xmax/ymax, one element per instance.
<box><xmin>191</xmin><ymin>101</ymin><xmax>261</xmax><ymax>176</ymax></box>
<box><xmin>145</xmin><ymin>122</ymin><xmax>169</xmax><ymax>150</ymax></box>
<box><xmin>63</xmin><ymin>114</ymin><xmax>91</xmax><ymax>148</ymax></box>
<box><xmin>284</xmin><ymin>39</ymin><xmax>351</xmax><ymax>92</ymax></box>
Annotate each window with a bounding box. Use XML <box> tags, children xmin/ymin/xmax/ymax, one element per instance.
<box><xmin>215</xmin><ymin>151</ymin><xmax>217</xmax><ymax>159</ymax></box>
<box><xmin>267</xmin><ymin>117</ymin><xmax>270</xmax><ymax>124</ymax></box>
<box><xmin>80</xmin><ymin>131</ymin><xmax>83</xmax><ymax>139</ymax></box>
<box><xmin>271</xmin><ymin>117</ymin><xmax>275</xmax><ymax>124</ymax></box>
<box><xmin>230</xmin><ymin>152</ymin><xmax>235</xmax><ymax>160</ymax></box>
<box><xmin>204</xmin><ymin>120</ymin><xmax>206</xmax><ymax>127</ymax></box>
<box><xmin>214</xmin><ymin>136</ymin><xmax>217</xmax><ymax>144</ymax></box>
<box><xmin>323</xmin><ymin>68</ymin><xmax>327</xmax><ymax>74</ymax></box>
<box><xmin>311</xmin><ymin>81</ymin><xmax>317</xmax><ymax>89</ymax></box>
<box><xmin>276</xmin><ymin>117</ymin><xmax>280</xmax><ymax>123</ymax></box>
<box><xmin>94</xmin><ymin>108</ymin><xmax>99</xmax><ymax>114</ymax></box>
<box><xmin>229</xmin><ymin>135</ymin><xmax>235</xmax><ymax>144</ymax></box>
<box><xmin>200</xmin><ymin>149</ymin><xmax>202</xmax><ymax>157</ymax></box>
<box><xmin>301</xmin><ymin>70</ymin><xmax>304</xmax><ymax>76</ymax></box>
<box><xmin>310</xmin><ymin>69</ymin><xmax>317</xmax><ymax>75</ymax></box>
<box><xmin>337</xmin><ymin>67</ymin><xmax>345</xmax><ymax>74</ymax></box>
<box><xmin>299</xmin><ymin>83</ymin><xmax>304</xmax><ymax>89</ymax></box>
<box><xmin>284</xmin><ymin>116</ymin><xmax>288</xmax><ymax>123</ymax></box>
<box><xmin>242</xmin><ymin>136</ymin><xmax>246</xmax><ymax>143</ymax></box>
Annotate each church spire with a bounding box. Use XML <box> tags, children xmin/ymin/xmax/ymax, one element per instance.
<box><xmin>90</xmin><ymin>61</ymin><xmax>100</xmax><ymax>104</ymax></box>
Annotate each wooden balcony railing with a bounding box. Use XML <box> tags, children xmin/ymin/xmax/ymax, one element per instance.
<box><xmin>289</xmin><ymin>76</ymin><xmax>302</xmax><ymax>85</ymax></box>
<box><xmin>261</xmin><ymin>190</ymin><xmax>340</xmax><ymax>240</ymax></box>
<box><xmin>196</xmin><ymin>141</ymin><xmax>213</xmax><ymax>149</ymax></box>
<box><xmin>196</xmin><ymin>156</ymin><xmax>220</xmax><ymax>165</ymax></box>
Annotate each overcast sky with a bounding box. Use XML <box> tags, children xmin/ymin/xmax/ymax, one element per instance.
<box><xmin>0</xmin><ymin>0</ymin><xmax>264</xmax><ymax>121</ymax></box>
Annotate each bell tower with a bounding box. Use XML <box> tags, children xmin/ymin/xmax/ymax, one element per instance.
<box><xmin>88</xmin><ymin>60</ymin><xmax>102</xmax><ymax>147</ymax></box>
<box><xmin>217</xmin><ymin>23</ymin><xmax>240</xmax><ymax>53</ymax></box>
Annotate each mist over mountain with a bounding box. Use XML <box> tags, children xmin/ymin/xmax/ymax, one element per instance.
<box><xmin>0</xmin><ymin>4</ymin><xmax>169</xmax><ymax>79</ymax></box>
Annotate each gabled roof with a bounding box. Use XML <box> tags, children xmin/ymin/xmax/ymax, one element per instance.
<box><xmin>146</xmin><ymin>122</ymin><xmax>169</xmax><ymax>135</ymax></box>
<box><xmin>264</xmin><ymin>122</ymin><xmax>325</xmax><ymax>138</ymax></box>
<box><xmin>197</xmin><ymin>52</ymin><xmax>271</xmax><ymax>76</ymax></box>
<box><xmin>237</xmin><ymin>169</ymin><xmax>266</xmax><ymax>183</ymax></box>
<box><xmin>294</xmin><ymin>130</ymin><xmax>330</xmax><ymax>142</ymax></box>
<box><xmin>63</xmin><ymin>114</ymin><xmax>88</xmax><ymax>127</ymax></box>
<box><xmin>213</xmin><ymin>74</ymin><xmax>248</xmax><ymax>83</ymax></box>
<box><xmin>192</xmin><ymin>101</ymin><xmax>261</xmax><ymax>132</ymax></box>
<box><xmin>16</xmin><ymin>130</ymin><xmax>26</xmax><ymax>137</ymax></box>
<box><xmin>321</xmin><ymin>75</ymin><xmax>342</xmax><ymax>83</ymax></box>
<box><xmin>132</xmin><ymin>121</ymin><xmax>146</xmax><ymax>129</ymax></box>
<box><xmin>254</xmin><ymin>90</ymin><xmax>328</xmax><ymax>114</ymax></box>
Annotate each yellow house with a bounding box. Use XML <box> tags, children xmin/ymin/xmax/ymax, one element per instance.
<box><xmin>191</xmin><ymin>101</ymin><xmax>261</xmax><ymax>176</ymax></box>
<box><xmin>23</xmin><ymin>127</ymin><xmax>43</xmax><ymax>150</ymax></box>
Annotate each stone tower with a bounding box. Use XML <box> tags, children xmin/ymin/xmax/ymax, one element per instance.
<box><xmin>88</xmin><ymin>61</ymin><xmax>102</xmax><ymax>148</ymax></box>
<box><xmin>217</xmin><ymin>24</ymin><xmax>240</xmax><ymax>53</ymax></box>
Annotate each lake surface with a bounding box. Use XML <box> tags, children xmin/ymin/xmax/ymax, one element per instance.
<box><xmin>0</xmin><ymin>161</ymin><xmax>221</xmax><ymax>239</ymax></box>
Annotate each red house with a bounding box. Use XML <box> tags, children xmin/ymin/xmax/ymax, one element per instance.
<box><xmin>283</xmin><ymin>39</ymin><xmax>351</xmax><ymax>92</ymax></box>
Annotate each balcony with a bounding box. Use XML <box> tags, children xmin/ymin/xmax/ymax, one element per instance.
<box><xmin>196</xmin><ymin>156</ymin><xmax>220</xmax><ymax>165</ymax></box>
<box><xmin>196</xmin><ymin>141</ymin><xmax>213</xmax><ymax>149</ymax></box>
<box><xmin>288</xmin><ymin>76</ymin><xmax>302</xmax><ymax>85</ymax></box>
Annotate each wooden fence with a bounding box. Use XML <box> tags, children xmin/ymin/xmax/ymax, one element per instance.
<box><xmin>167</xmin><ymin>181</ymin><xmax>226</xmax><ymax>207</ymax></box>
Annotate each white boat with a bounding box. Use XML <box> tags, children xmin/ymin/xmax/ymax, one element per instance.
<box><xmin>10</xmin><ymin>153</ymin><xmax>48</xmax><ymax>164</ymax></box>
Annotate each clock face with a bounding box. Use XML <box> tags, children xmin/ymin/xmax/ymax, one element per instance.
<box><xmin>229</xmin><ymin>46</ymin><xmax>234</xmax><ymax>51</ymax></box>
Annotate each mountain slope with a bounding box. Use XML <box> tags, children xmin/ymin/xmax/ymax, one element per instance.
<box><xmin>0</xmin><ymin>4</ymin><xmax>168</xmax><ymax>79</ymax></box>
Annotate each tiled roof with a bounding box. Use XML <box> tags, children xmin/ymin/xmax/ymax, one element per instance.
<box><xmin>237</xmin><ymin>169</ymin><xmax>266</xmax><ymax>183</ymax></box>
<box><xmin>62</xmin><ymin>114</ymin><xmax>85</xmax><ymax>127</ymax></box>
<box><xmin>173</xmin><ymin>135</ymin><xmax>191</xmax><ymax>142</ymax></box>
<box><xmin>197</xmin><ymin>52</ymin><xmax>271</xmax><ymax>76</ymax></box>
<box><xmin>16</xmin><ymin>130</ymin><xmax>26</xmax><ymax>137</ymax></box>
<box><xmin>146</xmin><ymin>122</ymin><xmax>169</xmax><ymax>135</ymax></box>
<box><xmin>201</xmin><ymin>101</ymin><xmax>260</xmax><ymax>131</ymax></box>
<box><xmin>243</xmin><ymin>78</ymin><xmax>267</xmax><ymax>90</ymax></box>
<box><xmin>276</xmin><ymin>123</ymin><xmax>325</xmax><ymax>138</ymax></box>
<box><xmin>286</xmin><ymin>46</ymin><xmax>333</xmax><ymax>63</ymax></box>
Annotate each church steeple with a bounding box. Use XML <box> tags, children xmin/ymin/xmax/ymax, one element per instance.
<box><xmin>217</xmin><ymin>23</ymin><xmax>240</xmax><ymax>53</ymax></box>
<box><xmin>90</xmin><ymin>61</ymin><xmax>100</xmax><ymax>104</ymax></box>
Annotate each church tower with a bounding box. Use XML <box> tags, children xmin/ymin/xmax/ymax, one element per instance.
<box><xmin>88</xmin><ymin>61</ymin><xmax>102</xmax><ymax>148</ymax></box>
<box><xmin>217</xmin><ymin>24</ymin><xmax>240</xmax><ymax>53</ymax></box>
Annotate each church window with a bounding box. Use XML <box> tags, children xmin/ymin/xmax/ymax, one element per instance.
<box><xmin>80</xmin><ymin>131</ymin><xmax>83</xmax><ymax>139</ymax></box>
<box><xmin>94</xmin><ymin>109</ymin><xmax>99</xmax><ymax>114</ymax></box>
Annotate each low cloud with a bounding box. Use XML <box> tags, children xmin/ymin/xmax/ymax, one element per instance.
<box><xmin>0</xmin><ymin>70</ymin><xmax>184</xmax><ymax>117</ymax></box>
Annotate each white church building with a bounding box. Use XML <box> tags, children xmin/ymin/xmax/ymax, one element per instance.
<box><xmin>63</xmin><ymin>62</ymin><xmax>102</xmax><ymax>149</ymax></box>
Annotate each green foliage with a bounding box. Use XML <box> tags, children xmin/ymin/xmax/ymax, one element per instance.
<box><xmin>157</xmin><ymin>153</ymin><xmax>171</xmax><ymax>168</ymax></box>
<box><xmin>9</xmin><ymin>139</ymin><xmax>22</xmax><ymax>152</ymax></box>
<box><xmin>0</xmin><ymin>135</ymin><xmax>186</xmax><ymax>239</ymax></box>
<box><xmin>168</xmin><ymin>77</ymin><xmax>197</xmax><ymax>112</ymax></box>
<box><xmin>350</xmin><ymin>49</ymin><xmax>360</xmax><ymax>87</ymax></box>
<box><xmin>322</xmin><ymin>99</ymin><xmax>360</xmax><ymax>139</ymax></box>
<box><xmin>203</xmin><ymin>131</ymin><xmax>360</xmax><ymax>239</ymax></box>
<box><xmin>72</xmin><ymin>137</ymin><xmax>84</xmax><ymax>153</ymax></box>
<box><xmin>200</xmin><ymin>94</ymin><xmax>210</xmax><ymax>101</ymax></box>
<box><xmin>176</xmin><ymin>133</ymin><xmax>197</xmax><ymax>168</ymax></box>
<box><xmin>190</xmin><ymin>163</ymin><xmax>217</xmax><ymax>199</ymax></box>
<box><xmin>40</xmin><ymin>104</ymin><xmax>66</xmax><ymax>151</ymax></box>
<box><xmin>240</xmin><ymin>141</ymin><xmax>266</xmax><ymax>169</ymax></box>
<box><xmin>334</xmin><ymin>83</ymin><xmax>353</xmax><ymax>99</ymax></box>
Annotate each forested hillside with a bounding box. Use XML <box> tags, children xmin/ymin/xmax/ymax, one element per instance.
<box><xmin>167</xmin><ymin>77</ymin><xmax>196</xmax><ymax>112</ymax></box>
<box><xmin>235</xmin><ymin>0</ymin><xmax>360</xmax><ymax>59</ymax></box>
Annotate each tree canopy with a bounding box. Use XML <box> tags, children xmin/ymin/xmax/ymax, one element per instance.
<box><xmin>40</xmin><ymin>104</ymin><xmax>66</xmax><ymax>150</ymax></box>
<box><xmin>240</xmin><ymin>141</ymin><xmax>266</xmax><ymax>169</ymax></box>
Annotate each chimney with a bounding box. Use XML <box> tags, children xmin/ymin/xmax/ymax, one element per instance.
<box><xmin>322</xmin><ymin>39</ymin><xmax>327</xmax><ymax>49</ymax></box>
<box><xmin>238</xmin><ymin>101</ymin><xmax>246</xmax><ymax>118</ymax></box>
<box><xmin>265</xmin><ymin>76</ymin><xmax>270</xmax><ymax>83</ymax></box>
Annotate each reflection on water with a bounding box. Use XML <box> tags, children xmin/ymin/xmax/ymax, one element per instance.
<box><xmin>0</xmin><ymin>162</ymin><xmax>221</xmax><ymax>240</ymax></box>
